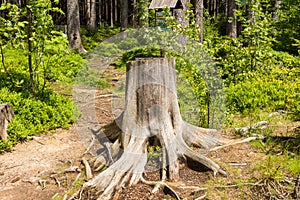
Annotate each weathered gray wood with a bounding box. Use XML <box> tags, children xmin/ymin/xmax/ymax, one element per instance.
<box><xmin>0</xmin><ymin>104</ymin><xmax>14</xmax><ymax>141</ymax></box>
<box><xmin>85</xmin><ymin>58</ymin><xmax>228</xmax><ymax>200</ymax></box>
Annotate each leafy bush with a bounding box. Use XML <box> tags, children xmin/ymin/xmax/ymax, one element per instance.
<box><xmin>81</xmin><ymin>26</ymin><xmax>120</xmax><ymax>51</ymax></box>
<box><xmin>0</xmin><ymin>87</ymin><xmax>78</xmax><ymax>152</ymax></box>
<box><xmin>226</xmin><ymin>67</ymin><xmax>300</xmax><ymax>119</ymax></box>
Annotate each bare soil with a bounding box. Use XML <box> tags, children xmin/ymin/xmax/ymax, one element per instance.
<box><xmin>0</xmin><ymin>127</ymin><xmax>86</xmax><ymax>200</ymax></box>
<box><xmin>0</xmin><ymin>66</ymin><xmax>298</xmax><ymax>200</ymax></box>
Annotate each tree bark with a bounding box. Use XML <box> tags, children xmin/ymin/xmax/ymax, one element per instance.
<box><xmin>87</xmin><ymin>0</ymin><xmax>97</xmax><ymax>32</ymax></box>
<box><xmin>121</xmin><ymin>0</ymin><xmax>128</xmax><ymax>29</ymax></box>
<box><xmin>26</xmin><ymin>2</ymin><xmax>36</xmax><ymax>96</ymax></box>
<box><xmin>0</xmin><ymin>104</ymin><xmax>14</xmax><ymax>141</ymax></box>
<box><xmin>84</xmin><ymin>58</ymin><xmax>227</xmax><ymax>200</ymax></box>
<box><xmin>99</xmin><ymin>0</ymin><xmax>103</xmax><ymax>28</ymax></box>
<box><xmin>67</xmin><ymin>0</ymin><xmax>86</xmax><ymax>52</ymax></box>
<box><xmin>195</xmin><ymin>0</ymin><xmax>204</xmax><ymax>43</ymax></box>
<box><xmin>227</xmin><ymin>0</ymin><xmax>237</xmax><ymax>38</ymax></box>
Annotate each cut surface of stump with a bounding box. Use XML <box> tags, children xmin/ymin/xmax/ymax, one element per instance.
<box><xmin>84</xmin><ymin>58</ymin><xmax>228</xmax><ymax>200</ymax></box>
<box><xmin>0</xmin><ymin>104</ymin><xmax>14</xmax><ymax>141</ymax></box>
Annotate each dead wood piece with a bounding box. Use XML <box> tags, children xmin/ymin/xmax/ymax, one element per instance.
<box><xmin>195</xmin><ymin>193</ymin><xmax>207</xmax><ymax>200</ymax></box>
<box><xmin>50</xmin><ymin>175</ymin><xmax>61</xmax><ymax>187</ymax></box>
<box><xmin>293</xmin><ymin>174</ymin><xmax>300</xmax><ymax>199</ymax></box>
<box><xmin>82</xmin><ymin>157</ymin><xmax>93</xmax><ymax>180</ymax></box>
<box><xmin>93</xmin><ymin>139</ymin><xmax>120</xmax><ymax>171</ymax></box>
<box><xmin>235</xmin><ymin>121</ymin><xmax>268</xmax><ymax>135</ymax></box>
<box><xmin>0</xmin><ymin>104</ymin><xmax>14</xmax><ymax>140</ymax></box>
<box><xmin>71</xmin><ymin>172</ymin><xmax>82</xmax><ymax>187</ymax></box>
<box><xmin>209</xmin><ymin>135</ymin><xmax>265</xmax><ymax>152</ymax></box>
<box><xmin>57</xmin><ymin>166</ymin><xmax>80</xmax><ymax>174</ymax></box>
<box><xmin>140</xmin><ymin>177</ymin><xmax>180</xmax><ymax>200</ymax></box>
<box><xmin>63</xmin><ymin>194</ymin><xmax>68</xmax><ymax>200</ymax></box>
<box><xmin>227</xmin><ymin>162</ymin><xmax>248</xmax><ymax>166</ymax></box>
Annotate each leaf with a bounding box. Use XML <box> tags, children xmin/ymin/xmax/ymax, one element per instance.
<box><xmin>17</xmin><ymin>22</ymin><xmax>25</xmax><ymax>28</ymax></box>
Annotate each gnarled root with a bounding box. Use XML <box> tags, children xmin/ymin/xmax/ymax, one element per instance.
<box><xmin>85</xmin><ymin>136</ymin><xmax>148</xmax><ymax>200</ymax></box>
<box><xmin>84</xmin><ymin>111</ymin><xmax>228</xmax><ymax>199</ymax></box>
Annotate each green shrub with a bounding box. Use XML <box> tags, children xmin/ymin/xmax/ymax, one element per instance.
<box><xmin>0</xmin><ymin>87</ymin><xmax>78</xmax><ymax>152</ymax></box>
<box><xmin>226</xmin><ymin>68</ymin><xmax>299</xmax><ymax>119</ymax></box>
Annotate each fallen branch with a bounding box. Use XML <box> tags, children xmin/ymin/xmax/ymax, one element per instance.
<box><xmin>63</xmin><ymin>194</ymin><xmax>68</xmax><ymax>200</ymax></box>
<box><xmin>235</xmin><ymin>121</ymin><xmax>268</xmax><ymax>135</ymax></box>
<box><xmin>82</xmin><ymin>157</ymin><xmax>93</xmax><ymax>180</ymax></box>
<box><xmin>210</xmin><ymin>135</ymin><xmax>265</xmax><ymax>152</ymax></box>
<box><xmin>71</xmin><ymin>172</ymin><xmax>82</xmax><ymax>187</ymax></box>
<box><xmin>57</xmin><ymin>166</ymin><xmax>80</xmax><ymax>174</ymax></box>
<box><xmin>294</xmin><ymin>174</ymin><xmax>300</xmax><ymax>199</ymax></box>
<box><xmin>195</xmin><ymin>193</ymin><xmax>207</xmax><ymax>200</ymax></box>
<box><xmin>179</xmin><ymin>181</ymin><xmax>263</xmax><ymax>193</ymax></box>
<box><xmin>50</xmin><ymin>175</ymin><xmax>61</xmax><ymax>187</ymax></box>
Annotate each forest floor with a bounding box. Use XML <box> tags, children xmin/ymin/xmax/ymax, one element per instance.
<box><xmin>0</xmin><ymin>66</ymin><xmax>299</xmax><ymax>200</ymax></box>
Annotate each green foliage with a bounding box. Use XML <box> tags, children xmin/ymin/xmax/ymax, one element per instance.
<box><xmin>147</xmin><ymin>145</ymin><xmax>162</xmax><ymax>159</ymax></box>
<box><xmin>164</xmin><ymin>4</ymin><xmax>200</xmax><ymax>42</ymax></box>
<box><xmin>0</xmin><ymin>1</ymin><xmax>84</xmax><ymax>152</ymax></box>
<box><xmin>81</xmin><ymin>26</ymin><xmax>120</xmax><ymax>51</ymax></box>
<box><xmin>0</xmin><ymin>1</ymin><xmax>71</xmax><ymax>96</ymax></box>
<box><xmin>254</xmin><ymin>155</ymin><xmax>300</xmax><ymax>178</ymax></box>
<box><xmin>0</xmin><ymin>87</ymin><xmax>78</xmax><ymax>153</ymax></box>
<box><xmin>273</xmin><ymin>0</ymin><xmax>300</xmax><ymax>55</ymax></box>
<box><xmin>202</xmin><ymin>0</ymin><xmax>300</xmax><ymax>119</ymax></box>
<box><xmin>176</xmin><ymin>57</ymin><xmax>210</xmax><ymax>127</ymax></box>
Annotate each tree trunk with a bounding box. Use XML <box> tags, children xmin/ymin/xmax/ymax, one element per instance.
<box><xmin>121</xmin><ymin>0</ymin><xmax>128</xmax><ymax>29</ymax></box>
<box><xmin>195</xmin><ymin>0</ymin><xmax>204</xmax><ymax>43</ymax></box>
<box><xmin>99</xmin><ymin>0</ymin><xmax>103</xmax><ymax>28</ymax></box>
<box><xmin>85</xmin><ymin>58</ymin><xmax>227</xmax><ymax>200</ymax></box>
<box><xmin>67</xmin><ymin>0</ymin><xmax>86</xmax><ymax>52</ymax></box>
<box><xmin>174</xmin><ymin>0</ymin><xmax>189</xmax><ymax>27</ymax></box>
<box><xmin>249</xmin><ymin>0</ymin><xmax>256</xmax><ymax>26</ymax></box>
<box><xmin>26</xmin><ymin>2</ymin><xmax>36</xmax><ymax>96</ymax></box>
<box><xmin>227</xmin><ymin>0</ymin><xmax>237</xmax><ymax>38</ymax></box>
<box><xmin>87</xmin><ymin>0</ymin><xmax>97</xmax><ymax>32</ymax></box>
<box><xmin>0</xmin><ymin>104</ymin><xmax>14</xmax><ymax>141</ymax></box>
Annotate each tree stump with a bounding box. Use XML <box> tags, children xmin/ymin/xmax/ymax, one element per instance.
<box><xmin>0</xmin><ymin>104</ymin><xmax>14</xmax><ymax>141</ymax></box>
<box><xmin>85</xmin><ymin>58</ymin><xmax>228</xmax><ymax>200</ymax></box>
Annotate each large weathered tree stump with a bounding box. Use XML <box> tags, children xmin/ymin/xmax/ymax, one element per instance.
<box><xmin>85</xmin><ymin>58</ymin><xmax>229</xmax><ymax>200</ymax></box>
<box><xmin>0</xmin><ymin>104</ymin><xmax>14</xmax><ymax>141</ymax></box>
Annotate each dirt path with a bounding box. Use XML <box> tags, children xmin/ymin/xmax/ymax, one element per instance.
<box><xmin>0</xmin><ymin>65</ymin><xmax>123</xmax><ymax>200</ymax></box>
<box><xmin>0</xmin><ymin>127</ymin><xmax>86</xmax><ymax>200</ymax></box>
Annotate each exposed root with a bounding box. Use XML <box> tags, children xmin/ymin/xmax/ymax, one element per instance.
<box><xmin>182</xmin><ymin>122</ymin><xmax>225</xmax><ymax>150</ymax></box>
<box><xmin>50</xmin><ymin>175</ymin><xmax>61</xmax><ymax>187</ymax></box>
<box><xmin>140</xmin><ymin>176</ymin><xmax>181</xmax><ymax>200</ymax></box>
<box><xmin>209</xmin><ymin>135</ymin><xmax>265</xmax><ymax>152</ymax></box>
<box><xmin>177</xmin><ymin>127</ymin><xmax>227</xmax><ymax>176</ymax></box>
<box><xmin>84</xmin><ymin>136</ymin><xmax>148</xmax><ymax>200</ymax></box>
<box><xmin>93</xmin><ymin>138</ymin><xmax>120</xmax><ymax>171</ymax></box>
<box><xmin>82</xmin><ymin>157</ymin><xmax>92</xmax><ymax>180</ymax></box>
